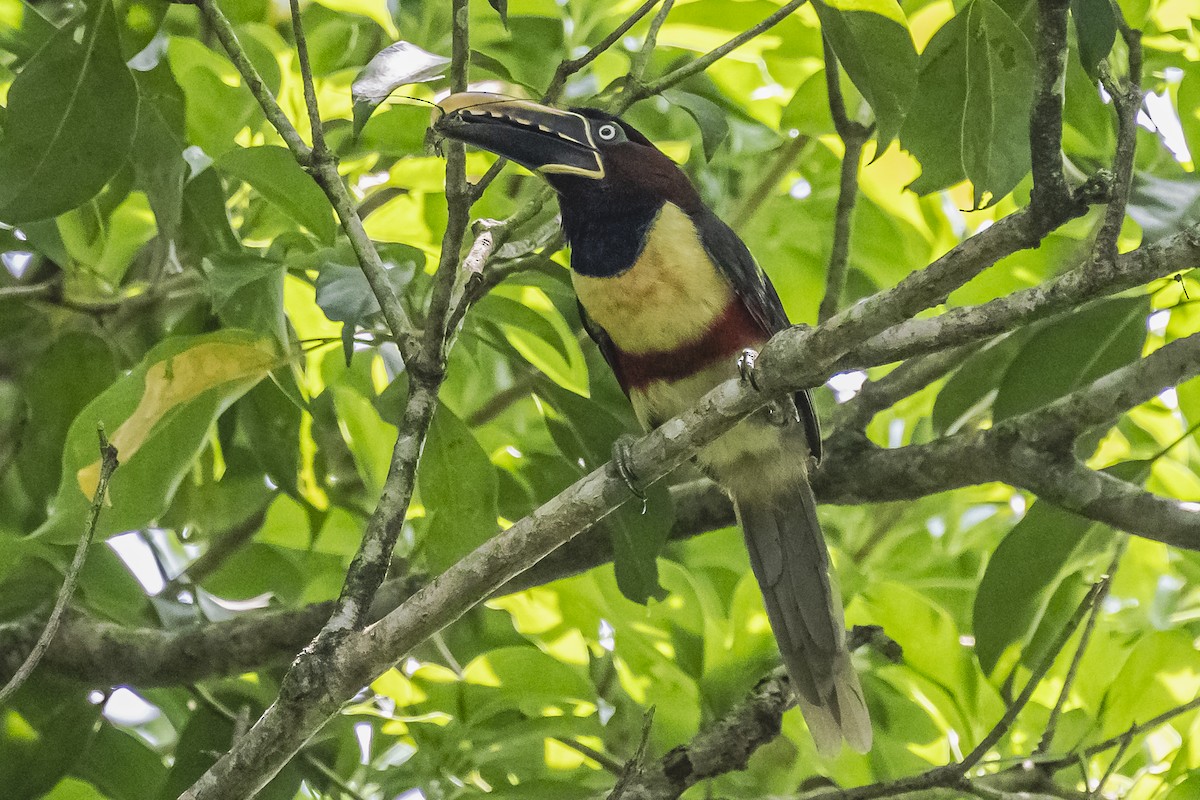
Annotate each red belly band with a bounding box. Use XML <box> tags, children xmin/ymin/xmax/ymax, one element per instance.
<box><xmin>615</xmin><ymin>300</ymin><xmax>767</xmax><ymax>391</ymax></box>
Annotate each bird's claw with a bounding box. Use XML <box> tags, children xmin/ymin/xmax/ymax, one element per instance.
<box><xmin>738</xmin><ymin>348</ymin><xmax>762</xmax><ymax>391</ymax></box>
<box><xmin>611</xmin><ymin>434</ymin><xmax>646</xmax><ymax>504</ymax></box>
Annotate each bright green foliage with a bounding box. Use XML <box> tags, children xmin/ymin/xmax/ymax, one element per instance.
<box><xmin>1</xmin><ymin>0</ymin><xmax>1200</xmax><ymax>798</ymax></box>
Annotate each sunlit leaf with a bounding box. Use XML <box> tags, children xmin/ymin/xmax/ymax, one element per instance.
<box><xmin>35</xmin><ymin>331</ymin><xmax>278</xmax><ymax>543</ymax></box>
<box><xmin>217</xmin><ymin>145</ymin><xmax>336</xmax><ymax>244</ymax></box>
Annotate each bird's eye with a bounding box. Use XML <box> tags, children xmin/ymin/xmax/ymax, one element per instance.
<box><xmin>596</xmin><ymin>123</ymin><xmax>619</xmax><ymax>141</ymax></box>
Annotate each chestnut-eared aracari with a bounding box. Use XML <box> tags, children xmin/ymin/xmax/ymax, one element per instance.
<box><xmin>434</xmin><ymin>93</ymin><xmax>871</xmax><ymax>754</ymax></box>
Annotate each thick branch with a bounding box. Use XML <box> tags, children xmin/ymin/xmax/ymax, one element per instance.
<box><xmin>846</xmin><ymin>222</ymin><xmax>1200</xmax><ymax>368</ymax></box>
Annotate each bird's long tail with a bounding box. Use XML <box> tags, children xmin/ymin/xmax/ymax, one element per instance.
<box><xmin>734</xmin><ymin>478</ymin><xmax>871</xmax><ymax>755</ymax></box>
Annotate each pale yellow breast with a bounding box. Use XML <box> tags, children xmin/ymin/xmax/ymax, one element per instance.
<box><xmin>572</xmin><ymin>203</ymin><xmax>733</xmax><ymax>355</ymax></box>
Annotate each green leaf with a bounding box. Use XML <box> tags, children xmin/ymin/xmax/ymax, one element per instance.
<box><xmin>901</xmin><ymin>12</ymin><xmax>969</xmax><ymax>194</ymax></box>
<box><xmin>487</xmin><ymin>285</ymin><xmax>590</xmax><ymax>398</ymax></box>
<box><xmin>931</xmin><ymin>330</ymin><xmax>1031</xmax><ymax>435</ymax></box>
<box><xmin>217</xmin><ymin>146</ymin><xmax>336</xmax><ymax>244</ymax></box>
<box><xmin>16</xmin><ymin>332</ymin><xmax>117</xmax><ymax>513</ymax></box>
<box><xmin>812</xmin><ymin>0</ymin><xmax>918</xmax><ymax>152</ymax></box>
<box><xmin>664</xmin><ymin>90</ymin><xmax>730</xmax><ymax>161</ymax></box>
<box><xmin>0</xmin><ymin>0</ymin><xmax>139</xmax><ymax>223</ymax></box>
<box><xmin>204</xmin><ymin>251</ymin><xmax>288</xmax><ymax>344</ymax></box>
<box><xmin>418</xmin><ymin>404</ymin><xmax>499</xmax><ymax>573</ymax></box>
<box><xmin>313</xmin><ymin>0</ymin><xmax>398</xmax><ymax>38</ymax></box>
<box><xmin>1128</xmin><ymin>172</ymin><xmax>1200</xmax><ymax>244</ymax></box>
<box><xmin>315</xmin><ymin>253</ymin><xmax>418</xmax><ymax>363</ymax></box>
<box><xmin>973</xmin><ymin>460</ymin><xmax>1150</xmax><ymax>675</ymax></box>
<box><xmin>536</xmin><ymin>386</ymin><xmax>668</xmax><ymax>604</ymax></box>
<box><xmin>1101</xmin><ymin>630</ymin><xmax>1200</xmax><ymax>737</ymax></box>
<box><xmin>1069</xmin><ymin>0</ymin><xmax>1117</xmax><ymax>78</ymax></box>
<box><xmin>972</xmin><ymin>501</ymin><xmax>1091</xmax><ymax>674</ymax></box>
<box><xmin>961</xmin><ymin>0</ymin><xmax>1035</xmax><ymax>209</ymax></box>
<box><xmin>34</xmin><ymin>331</ymin><xmax>278</xmax><ymax>544</ymax></box>
<box><xmin>488</xmin><ymin>0</ymin><xmax>508</xmax><ymax>28</ymax></box>
<box><xmin>131</xmin><ymin>62</ymin><xmax>187</xmax><ymax>242</ymax></box>
<box><xmin>993</xmin><ymin>297</ymin><xmax>1148</xmax><ymax>422</ymax></box>
<box><xmin>73</xmin><ymin>725</ymin><xmax>168</xmax><ymax>800</ymax></box>
<box><xmin>1179</xmin><ymin>64</ymin><xmax>1200</xmax><ymax>169</ymax></box>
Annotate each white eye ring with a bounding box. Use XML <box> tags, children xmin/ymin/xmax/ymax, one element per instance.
<box><xmin>596</xmin><ymin>123</ymin><xmax>619</xmax><ymax>141</ymax></box>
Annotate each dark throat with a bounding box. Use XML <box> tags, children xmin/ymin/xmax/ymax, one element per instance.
<box><xmin>556</xmin><ymin>187</ymin><xmax>664</xmax><ymax>278</ymax></box>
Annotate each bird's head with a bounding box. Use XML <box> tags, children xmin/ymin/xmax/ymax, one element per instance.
<box><xmin>432</xmin><ymin>93</ymin><xmax>699</xmax><ymax>219</ymax></box>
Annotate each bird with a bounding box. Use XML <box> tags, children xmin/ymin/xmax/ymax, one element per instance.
<box><xmin>433</xmin><ymin>92</ymin><xmax>871</xmax><ymax>755</ymax></box>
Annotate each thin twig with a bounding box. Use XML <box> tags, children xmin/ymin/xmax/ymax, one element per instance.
<box><xmin>0</xmin><ymin>278</ymin><xmax>58</xmax><ymax>300</ymax></box>
<box><xmin>1090</xmin><ymin>727</ymin><xmax>1134</xmax><ymax>798</ymax></box>
<box><xmin>1077</xmin><ymin>695</ymin><xmax>1200</xmax><ymax>761</ymax></box>
<box><xmin>833</xmin><ymin>342</ymin><xmax>982</xmax><ymax>431</ymax></box>
<box><xmin>1035</xmin><ymin>541</ymin><xmax>1126</xmax><ymax>756</ymax></box>
<box><xmin>0</xmin><ymin>427</ymin><xmax>117</xmax><ymax>706</ymax></box>
<box><xmin>817</xmin><ymin>37</ymin><xmax>868</xmax><ymax>323</ymax></box>
<box><xmin>544</xmin><ymin>0</ymin><xmax>662</xmax><ymax>102</ymax></box>
<box><xmin>419</xmin><ymin>0</ymin><xmax>473</xmax><ymax>372</ymax></box>
<box><xmin>1092</xmin><ymin>16</ymin><xmax>1143</xmax><ymax>266</ymax></box>
<box><xmin>957</xmin><ymin>579</ymin><xmax>1105</xmax><ymax>774</ymax></box>
<box><xmin>616</xmin><ymin>0</ymin><xmax>808</xmax><ymax>112</ymax></box>
<box><xmin>162</xmin><ymin>506</ymin><xmax>271</xmax><ymax>596</ymax></box>
<box><xmin>287</xmin><ymin>0</ymin><xmax>327</xmax><ymax>156</ymax></box>
<box><xmin>554</xmin><ymin>736</ymin><xmax>624</xmax><ymax>775</ymax></box>
<box><xmin>193</xmin><ymin>0</ymin><xmax>311</xmax><ymax>162</ymax></box>
<box><xmin>628</xmin><ymin>0</ymin><xmax>674</xmax><ymax>81</ymax></box>
<box><xmin>818</xmin><ymin>132</ymin><xmax>865</xmax><ymax>322</ymax></box>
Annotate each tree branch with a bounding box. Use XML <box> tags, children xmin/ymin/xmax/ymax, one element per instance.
<box><xmin>1093</xmin><ymin>12</ymin><xmax>1143</xmax><ymax>265</ymax></box>
<box><xmin>845</xmin><ymin>221</ymin><xmax>1200</xmax><ymax>368</ymax></box>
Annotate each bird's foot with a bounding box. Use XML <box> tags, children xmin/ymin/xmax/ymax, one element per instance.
<box><xmin>738</xmin><ymin>348</ymin><xmax>762</xmax><ymax>391</ymax></box>
<box><xmin>611</xmin><ymin>434</ymin><xmax>646</xmax><ymax>504</ymax></box>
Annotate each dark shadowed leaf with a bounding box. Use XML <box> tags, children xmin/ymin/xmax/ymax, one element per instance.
<box><xmin>1070</xmin><ymin>0</ymin><xmax>1116</xmax><ymax>78</ymax></box>
<box><xmin>1128</xmin><ymin>172</ymin><xmax>1200</xmax><ymax>244</ymax></box>
<box><xmin>931</xmin><ymin>329</ymin><xmax>1032</xmax><ymax>435</ymax></box>
<box><xmin>351</xmin><ymin>41</ymin><xmax>450</xmax><ymax>135</ymax></box>
<box><xmin>812</xmin><ymin>0</ymin><xmax>917</xmax><ymax>152</ymax></box>
<box><xmin>0</xmin><ymin>0</ymin><xmax>138</xmax><ymax>223</ymax></box>
<box><xmin>488</xmin><ymin>0</ymin><xmax>509</xmax><ymax>28</ymax></box>
<box><xmin>961</xmin><ymin>0</ymin><xmax>1035</xmax><ymax>209</ymax></box>
<box><xmin>664</xmin><ymin>90</ymin><xmax>730</xmax><ymax>161</ymax></box>
<box><xmin>315</xmin><ymin>252</ymin><xmax>418</xmax><ymax>363</ymax></box>
<box><xmin>901</xmin><ymin>12</ymin><xmax>969</xmax><ymax>194</ymax></box>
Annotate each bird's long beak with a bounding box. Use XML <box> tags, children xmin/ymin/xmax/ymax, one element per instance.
<box><xmin>433</xmin><ymin>92</ymin><xmax>605</xmax><ymax>180</ymax></box>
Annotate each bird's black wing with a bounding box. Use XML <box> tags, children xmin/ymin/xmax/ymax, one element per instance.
<box><xmin>577</xmin><ymin>299</ymin><xmax>630</xmax><ymax>397</ymax></box>
<box><xmin>693</xmin><ymin>208</ymin><xmax>823</xmax><ymax>463</ymax></box>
